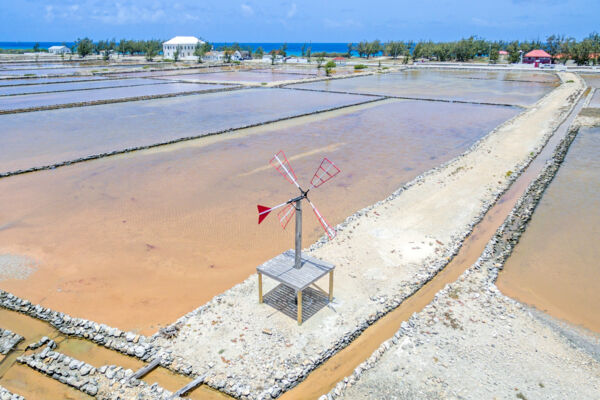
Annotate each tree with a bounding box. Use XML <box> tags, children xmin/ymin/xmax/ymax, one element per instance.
<box><xmin>301</xmin><ymin>43</ymin><xmax>306</xmax><ymax>57</ymax></box>
<box><xmin>194</xmin><ymin>42</ymin><xmax>206</xmax><ymax>63</ymax></box>
<box><xmin>280</xmin><ymin>43</ymin><xmax>288</xmax><ymax>57</ymax></box>
<box><xmin>346</xmin><ymin>43</ymin><xmax>353</xmax><ymax>58</ymax></box>
<box><xmin>366</xmin><ymin>40</ymin><xmax>382</xmax><ymax>58</ymax></box>
<box><xmin>356</xmin><ymin>41</ymin><xmax>367</xmax><ymax>58</ymax></box>
<box><xmin>271</xmin><ymin>52</ymin><xmax>277</xmax><ymax>65</ymax></box>
<box><xmin>316</xmin><ymin>54</ymin><xmax>325</xmax><ymax>68</ymax></box>
<box><xmin>146</xmin><ymin>43</ymin><xmax>158</xmax><ymax>61</ymax></box>
<box><xmin>255</xmin><ymin>46</ymin><xmax>264</xmax><ymax>59</ymax></box>
<box><xmin>76</xmin><ymin>38</ymin><xmax>94</xmax><ymax>58</ymax></box>
<box><xmin>117</xmin><ymin>39</ymin><xmax>126</xmax><ymax>57</ymax></box>
<box><xmin>489</xmin><ymin>48</ymin><xmax>499</xmax><ymax>64</ymax></box>
<box><xmin>506</xmin><ymin>41</ymin><xmax>521</xmax><ymax>63</ymax></box>
<box><xmin>385</xmin><ymin>41</ymin><xmax>405</xmax><ymax>59</ymax></box>
<box><xmin>306</xmin><ymin>47</ymin><xmax>312</xmax><ymax>62</ymax></box>
<box><xmin>33</xmin><ymin>42</ymin><xmax>40</xmax><ymax>53</ymax></box>
<box><xmin>173</xmin><ymin>45</ymin><xmax>181</xmax><ymax>61</ymax></box>
<box><xmin>325</xmin><ymin>60</ymin><xmax>336</xmax><ymax>76</ymax></box>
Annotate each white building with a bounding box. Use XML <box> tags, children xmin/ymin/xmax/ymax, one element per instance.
<box><xmin>162</xmin><ymin>36</ymin><xmax>204</xmax><ymax>60</ymax></box>
<box><xmin>48</xmin><ymin>45</ymin><xmax>71</xmax><ymax>54</ymax></box>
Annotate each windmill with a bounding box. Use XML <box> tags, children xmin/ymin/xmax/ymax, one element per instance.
<box><xmin>256</xmin><ymin>150</ymin><xmax>340</xmax><ymax>325</ymax></box>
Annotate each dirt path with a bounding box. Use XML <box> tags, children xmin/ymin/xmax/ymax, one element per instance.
<box><xmin>152</xmin><ymin>72</ymin><xmax>583</xmax><ymax>399</ymax></box>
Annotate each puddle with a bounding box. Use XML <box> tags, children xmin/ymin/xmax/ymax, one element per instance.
<box><xmin>497</xmin><ymin>126</ymin><xmax>600</xmax><ymax>333</ymax></box>
<box><xmin>0</xmin><ymin>98</ymin><xmax>518</xmax><ymax>334</ymax></box>
<box><xmin>0</xmin><ymin>88</ymin><xmax>372</xmax><ymax>174</ymax></box>
<box><xmin>0</xmin><ymin>82</ymin><xmax>227</xmax><ymax>111</ymax></box>
<box><xmin>0</xmin><ymin>363</ymin><xmax>92</xmax><ymax>399</ymax></box>
<box><xmin>0</xmin><ymin>78</ymin><xmax>168</xmax><ymax>96</ymax></box>
<box><xmin>290</xmin><ymin>69</ymin><xmax>558</xmax><ymax>106</ymax></box>
<box><xmin>581</xmin><ymin>74</ymin><xmax>600</xmax><ymax>88</ymax></box>
<box><xmin>280</xmin><ymin>72</ymin><xmax>585</xmax><ymax>400</ymax></box>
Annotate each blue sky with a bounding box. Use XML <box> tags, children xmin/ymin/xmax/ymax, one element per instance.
<box><xmin>1</xmin><ymin>0</ymin><xmax>598</xmax><ymax>42</ymax></box>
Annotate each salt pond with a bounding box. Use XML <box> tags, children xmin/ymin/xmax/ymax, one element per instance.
<box><xmin>0</xmin><ymin>88</ymin><xmax>373</xmax><ymax>173</ymax></box>
<box><xmin>290</xmin><ymin>69</ymin><xmax>558</xmax><ymax>106</ymax></box>
<box><xmin>497</xmin><ymin>126</ymin><xmax>600</xmax><ymax>333</ymax></box>
<box><xmin>0</xmin><ymin>76</ymin><xmax>108</xmax><ymax>86</ymax></box>
<box><xmin>0</xmin><ymin>98</ymin><xmax>518</xmax><ymax>333</ymax></box>
<box><xmin>0</xmin><ymin>82</ymin><xmax>226</xmax><ymax>111</ymax></box>
<box><xmin>0</xmin><ymin>78</ymin><xmax>169</xmax><ymax>96</ymax></box>
<box><xmin>160</xmin><ymin>71</ymin><xmax>315</xmax><ymax>83</ymax></box>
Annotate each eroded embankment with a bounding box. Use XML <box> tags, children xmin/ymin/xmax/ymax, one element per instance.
<box><xmin>332</xmin><ymin>101</ymin><xmax>600</xmax><ymax>399</ymax></box>
<box><xmin>147</xmin><ymin>72</ymin><xmax>583</xmax><ymax>399</ymax></box>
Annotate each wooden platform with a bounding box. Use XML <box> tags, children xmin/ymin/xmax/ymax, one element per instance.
<box><xmin>257</xmin><ymin>249</ymin><xmax>335</xmax><ymax>325</ymax></box>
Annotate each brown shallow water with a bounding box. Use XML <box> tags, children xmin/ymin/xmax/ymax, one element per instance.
<box><xmin>0</xmin><ymin>308</ymin><xmax>227</xmax><ymax>398</ymax></box>
<box><xmin>0</xmin><ymin>88</ymin><xmax>372</xmax><ymax>174</ymax></box>
<box><xmin>290</xmin><ymin>69</ymin><xmax>558</xmax><ymax>106</ymax></box>
<box><xmin>498</xmin><ymin>126</ymin><xmax>600</xmax><ymax>333</ymax></box>
<box><xmin>0</xmin><ymin>99</ymin><xmax>518</xmax><ymax>334</ymax></box>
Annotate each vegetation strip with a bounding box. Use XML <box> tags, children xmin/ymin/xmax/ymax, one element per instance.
<box><xmin>0</xmin><ymin>96</ymin><xmax>385</xmax><ymax>178</ymax></box>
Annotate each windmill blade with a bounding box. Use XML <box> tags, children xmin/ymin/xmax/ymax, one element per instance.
<box><xmin>277</xmin><ymin>203</ymin><xmax>296</xmax><ymax>229</ymax></box>
<box><xmin>257</xmin><ymin>201</ymin><xmax>289</xmax><ymax>224</ymax></box>
<box><xmin>270</xmin><ymin>150</ymin><xmax>301</xmax><ymax>190</ymax></box>
<box><xmin>307</xmin><ymin>198</ymin><xmax>336</xmax><ymax>240</ymax></box>
<box><xmin>310</xmin><ymin>157</ymin><xmax>341</xmax><ymax>189</ymax></box>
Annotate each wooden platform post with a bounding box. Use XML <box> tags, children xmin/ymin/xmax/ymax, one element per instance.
<box><xmin>297</xmin><ymin>290</ymin><xmax>302</xmax><ymax>325</ymax></box>
<box><xmin>258</xmin><ymin>273</ymin><xmax>263</xmax><ymax>303</ymax></box>
<box><xmin>329</xmin><ymin>270</ymin><xmax>334</xmax><ymax>301</ymax></box>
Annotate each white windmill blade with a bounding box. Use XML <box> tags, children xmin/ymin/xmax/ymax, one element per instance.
<box><xmin>277</xmin><ymin>203</ymin><xmax>296</xmax><ymax>229</ymax></box>
<box><xmin>307</xmin><ymin>198</ymin><xmax>336</xmax><ymax>240</ymax></box>
<box><xmin>270</xmin><ymin>150</ymin><xmax>301</xmax><ymax>190</ymax></box>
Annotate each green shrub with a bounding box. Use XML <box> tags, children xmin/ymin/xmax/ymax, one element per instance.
<box><xmin>354</xmin><ymin>64</ymin><xmax>367</xmax><ymax>70</ymax></box>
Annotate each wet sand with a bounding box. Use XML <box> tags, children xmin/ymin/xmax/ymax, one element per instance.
<box><xmin>497</xmin><ymin>126</ymin><xmax>600</xmax><ymax>333</ymax></box>
<box><xmin>0</xmin><ymin>99</ymin><xmax>517</xmax><ymax>334</ymax></box>
<box><xmin>0</xmin><ymin>88</ymin><xmax>372</xmax><ymax>174</ymax></box>
<box><xmin>0</xmin><ymin>82</ymin><xmax>226</xmax><ymax>111</ymax></box>
<box><xmin>291</xmin><ymin>69</ymin><xmax>558</xmax><ymax>106</ymax></box>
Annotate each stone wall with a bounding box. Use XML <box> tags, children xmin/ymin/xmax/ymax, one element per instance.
<box><xmin>0</xmin><ymin>328</ymin><xmax>23</xmax><ymax>355</ymax></box>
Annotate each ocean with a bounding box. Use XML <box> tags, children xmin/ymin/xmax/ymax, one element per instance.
<box><xmin>0</xmin><ymin>42</ymin><xmax>354</xmax><ymax>56</ymax></box>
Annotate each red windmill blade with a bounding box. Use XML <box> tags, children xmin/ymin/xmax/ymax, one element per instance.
<box><xmin>270</xmin><ymin>150</ymin><xmax>300</xmax><ymax>189</ymax></box>
<box><xmin>310</xmin><ymin>157</ymin><xmax>341</xmax><ymax>188</ymax></box>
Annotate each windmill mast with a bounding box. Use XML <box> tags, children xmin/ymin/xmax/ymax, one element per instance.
<box><xmin>294</xmin><ymin>199</ymin><xmax>302</xmax><ymax>269</ymax></box>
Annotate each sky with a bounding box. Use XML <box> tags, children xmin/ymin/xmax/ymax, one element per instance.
<box><xmin>1</xmin><ymin>0</ymin><xmax>598</xmax><ymax>42</ymax></box>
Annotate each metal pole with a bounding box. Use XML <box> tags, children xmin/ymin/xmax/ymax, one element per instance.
<box><xmin>294</xmin><ymin>199</ymin><xmax>302</xmax><ymax>269</ymax></box>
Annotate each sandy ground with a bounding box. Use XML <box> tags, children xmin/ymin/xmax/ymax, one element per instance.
<box><xmin>152</xmin><ymin>73</ymin><xmax>583</xmax><ymax>399</ymax></box>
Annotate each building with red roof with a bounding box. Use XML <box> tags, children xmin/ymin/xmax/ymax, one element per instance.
<box><xmin>523</xmin><ymin>49</ymin><xmax>552</xmax><ymax>64</ymax></box>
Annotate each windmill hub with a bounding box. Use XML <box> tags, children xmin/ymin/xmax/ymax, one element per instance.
<box><xmin>256</xmin><ymin>150</ymin><xmax>340</xmax><ymax>325</ymax></box>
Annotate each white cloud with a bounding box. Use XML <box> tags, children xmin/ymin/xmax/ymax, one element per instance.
<box><xmin>323</xmin><ymin>18</ymin><xmax>362</xmax><ymax>29</ymax></box>
<box><xmin>287</xmin><ymin>3</ymin><xmax>297</xmax><ymax>18</ymax></box>
<box><xmin>241</xmin><ymin>3</ymin><xmax>254</xmax><ymax>17</ymax></box>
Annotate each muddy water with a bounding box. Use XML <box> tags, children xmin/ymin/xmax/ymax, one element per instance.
<box><xmin>0</xmin><ymin>98</ymin><xmax>518</xmax><ymax>334</ymax></box>
<box><xmin>497</xmin><ymin>127</ymin><xmax>600</xmax><ymax>333</ymax></box>
<box><xmin>281</xmin><ymin>76</ymin><xmax>584</xmax><ymax>400</ymax></box>
<box><xmin>0</xmin><ymin>308</ymin><xmax>227</xmax><ymax>399</ymax></box>
<box><xmin>0</xmin><ymin>88</ymin><xmax>372</xmax><ymax>174</ymax></box>
<box><xmin>162</xmin><ymin>71</ymin><xmax>315</xmax><ymax>83</ymax></box>
<box><xmin>0</xmin><ymin>82</ymin><xmax>227</xmax><ymax>111</ymax></box>
<box><xmin>291</xmin><ymin>69</ymin><xmax>558</xmax><ymax>106</ymax></box>
<box><xmin>0</xmin><ymin>78</ymin><xmax>167</xmax><ymax>96</ymax></box>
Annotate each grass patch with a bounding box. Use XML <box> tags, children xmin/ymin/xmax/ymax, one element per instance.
<box><xmin>143</xmin><ymin>65</ymin><xmax>151</xmax><ymax>69</ymax></box>
<box><xmin>516</xmin><ymin>393</ymin><xmax>527</xmax><ymax>400</ymax></box>
<box><xmin>261</xmin><ymin>82</ymin><xmax>267</xmax><ymax>85</ymax></box>
<box><xmin>448</xmin><ymin>287</ymin><xmax>461</xmax><ymax>300</ymax></box>
<box><xmin>218</xmin><ymin>349</ymin><xmax>225</xmax><ymax>354</ymax></box>
<box><xmin>24</xmin><ymin>73</ymin><xmax>36</xmax><ymax>77</ymax></box>
<box><xmin>566</xmin><ymin>80</ymin><xmax>574</xmax><ymax>83</ymax></box>
<box><xmin>354</xmin><ymin>64</ymin><xmax>367</xmax><ymax>70</ymax></box>
<box><xmin>539</xmin><ymin>382</ymin><xmax>544</xmax><ymax>388</ymax></box>
<box><xmin>506</xmin><ymin>170</ymin><xmax>513</xmax><ymax>178</ymax></box>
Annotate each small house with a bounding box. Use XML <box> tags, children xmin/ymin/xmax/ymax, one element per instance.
<box><xmin>48</xmin><ymin>45</ymin><xmax>71</xmax><ymax>54</ymax></box>
<box><xmin>498</xmin><ymin>50</ymin><xmax>508</xmax><ymax>62</ymax></box>
<box><xmin>333</xmin><ymin>57</ymin><xmax>346</xmax><ymax>66</ymax></box>
<box><xmin>523</xmin><ymin>49</ymin><xmax>552</xmax><ymax>65</ymax></box>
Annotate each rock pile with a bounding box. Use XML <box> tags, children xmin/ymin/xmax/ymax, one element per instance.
<box><xmin>0</xmin><ymin>328</ymin><xmax>23</xmax><ymax>355</ymax></box>
<box><xmin>0</xmin><ymin>386</ymin><xmax>24</xmax><ymax>400</ymax></box>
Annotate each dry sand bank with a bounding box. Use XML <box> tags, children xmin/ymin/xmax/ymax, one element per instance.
<box><xmin>151</xmin><ymin>72</ymin><xmax>583</xmax><ymax>399</ymax></box>
<box><xmin>332</xmin><ymin>117</ymin><xmax>600</xmax><ymax>400</ymax></box>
